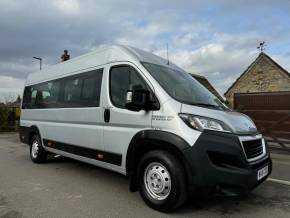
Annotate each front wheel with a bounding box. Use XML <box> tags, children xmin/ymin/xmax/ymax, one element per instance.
<box><xmin>30</xmin><ymin>134</ymin><xmax>47</xmax><ymax>163</ymax></box>
<box><xmin>137</xmin><ymin>150</ymin><xmax>187</xmax><ymax>212</ymax></box>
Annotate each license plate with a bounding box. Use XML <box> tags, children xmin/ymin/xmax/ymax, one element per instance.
<box><xmin>257</xmin><ymin>165</ymin><xmax>268</xmax><ymax>181</ymax></box>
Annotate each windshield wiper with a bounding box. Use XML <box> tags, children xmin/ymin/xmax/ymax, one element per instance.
<box><xmin>191</xmin><ymin>103</ymin><xmax>220</xmax><ymax>109</ymax></box>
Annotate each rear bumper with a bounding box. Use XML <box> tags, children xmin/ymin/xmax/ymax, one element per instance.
<box><xmin>182</xmin><ymin>130</ymin><xmax>272</xmax><ymax>196</ymax></box>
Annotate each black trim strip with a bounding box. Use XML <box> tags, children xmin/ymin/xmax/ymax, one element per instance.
<box><xmin>43</xmin><ymin>139</ymin><xmax>122</xmax><ymax>166</ymax></box>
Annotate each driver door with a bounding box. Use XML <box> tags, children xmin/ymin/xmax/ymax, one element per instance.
<box><xmin>102</xmin><ymin>63</ymin><xmax>153</xmax><ymax>171</ymax></box>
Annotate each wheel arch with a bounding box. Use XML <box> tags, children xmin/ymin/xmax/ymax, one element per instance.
<box><xmin>19</xmin><ymin>125</ymin><xmax>41</xmax><ymax>145</ymax></box>
<box><xmin>126</xmin><ymin>130</ymin><xmax>192</xmax><ymax>192</ymax></box>
<box><xmin>28</xmin><ymin>125</ymin><xmax>41</xmax><ymax>144</ymax></box>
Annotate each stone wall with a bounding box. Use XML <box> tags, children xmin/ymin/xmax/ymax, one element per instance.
<box><xmin>225</xmin><ymin>54</ymin><xmax>290</xmax><ymax>108</ymax></box>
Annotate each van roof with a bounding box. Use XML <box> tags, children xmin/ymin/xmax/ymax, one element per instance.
<box><xmin>26</xmin><ymin>45</ymin><xmax>177</xmax><ymax>85</ymax></box>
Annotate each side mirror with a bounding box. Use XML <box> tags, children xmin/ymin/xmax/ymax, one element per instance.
<box><xmin>125</xmin><ymin>86</ymin><xmax>150</xmax><ymax>112</ymax></box>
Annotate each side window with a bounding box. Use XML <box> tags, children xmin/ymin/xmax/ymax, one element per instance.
<box><xmin>22</xmin><ymin>87</ymin><xmax>37</xmax><ymax>109</ymax></box>
<box><xmin>22</xmin><ymin>87</ymin><xmax>33</xmax><ymax>109</ymax></box>
<box><xmin>64</xmin><ymin>78</ymin><xmax>82</xmax><ymax>103</ymax></box>
<box><xmin>82</xmin><ymin>77</ymin><xmax>95</xmax><ymax>100</ymax></box>
<box><xmin>62</xmin><ymin>68</ymin><xmax>103</xmax><ymax>107</ymax></box>
<box><xmin>86</xmin><ymin>69</ymin><xmax>102</xmax><ymax>106</ymax></box>
<box><xmin>47</xmin><ymin>81</ymin><xmax>60</xmax><ymax>103</ymax></box>
<box><xmin>110</xmin><ymin>66</ymin><xmax>148</xmax><ymax>109</ymax></box>
<box><xmin>22</xmin><ymin>68</ymin><xmax>103</xmax><ymax>109</ymax></box>
<box><xmin>33</xmin><ymin>81</ymin><xmax>61</xmax><ymax>108</ymax></box>
<box><xmin>31</xmin><ymin>89</ymin><xmax>37</xmax><ymax>108</ymax></box>
<box><xmin>34</xmin><ymin>85</ymin><xmax>44</xmax><ymax>108</ymax></box>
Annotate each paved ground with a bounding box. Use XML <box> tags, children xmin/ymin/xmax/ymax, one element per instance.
<box><xmin>271</xmin><ymin>153</ymin><xmax>290</xmax><ymax>182</ymax></box>
<box><xmin>1</xmin><ymin>134</ymin><xmax>290</xmax><ymax>218</ymax></box>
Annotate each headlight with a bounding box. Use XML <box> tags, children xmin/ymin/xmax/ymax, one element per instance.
<box><xmin>178</xmin><ymin>113</ymin><xmax>232</xmax><ymax>132</ymax></box>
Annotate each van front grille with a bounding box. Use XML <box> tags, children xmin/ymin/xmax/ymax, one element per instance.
<box><xmin>242</xmin><ymin>139</ymin><xmax>264</xmax><ymax>160</ymax></box>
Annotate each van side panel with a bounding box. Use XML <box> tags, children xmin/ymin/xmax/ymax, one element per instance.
<box><xmin>21</xmin><ymin>108</ymin><xmax>103</xmax><ymax>150</ymax></box>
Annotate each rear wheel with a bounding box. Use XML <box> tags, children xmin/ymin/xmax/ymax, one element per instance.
<box><xmin>30</xmin><ymin>134</ymin><xmax>47</xmax><ymax>163</ymax></box>
<box><xmin>137</xmin><ymin>150</ymin><xmax>187</xmax><ymax>212</ymax></box>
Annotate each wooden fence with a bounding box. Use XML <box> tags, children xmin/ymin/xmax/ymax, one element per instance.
<box><xmin>240</xmin><ymin>110</ymin><xmax>290</xmax><ymax>152</ymax></box>
<box><xmin>234</xmin><ymin>91</ymin><xmax>290</xmax><ymax>153</ymax></box>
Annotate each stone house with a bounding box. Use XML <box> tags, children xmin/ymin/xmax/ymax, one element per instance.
<box><xmin>224</xmin><ymin>52</ymin><xmax>290</xmax><ymax>107</ymax></box>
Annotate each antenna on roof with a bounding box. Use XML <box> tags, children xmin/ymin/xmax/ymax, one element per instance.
<box><xmin>166</xmin><ymin>43</ymin><xmax>170</xmax><ymax>65</ymax></box>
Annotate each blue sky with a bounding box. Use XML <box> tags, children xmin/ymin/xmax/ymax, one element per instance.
<box><xmin>0</xmin><ymin>0</ymin><xmax>290</xmax><ymax>102</ymax></box>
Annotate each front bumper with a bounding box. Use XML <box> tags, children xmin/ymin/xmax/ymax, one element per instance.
<box><xmin>182</xmin><ymin>130</ymin><xmax>272</xmax><ymax>196</ymax></box>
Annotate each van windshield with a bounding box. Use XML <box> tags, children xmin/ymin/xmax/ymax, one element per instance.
<box><xmin>142</xmin><ymin>62</ymin><xmax>226</xmax><ymax>110</ymax></box>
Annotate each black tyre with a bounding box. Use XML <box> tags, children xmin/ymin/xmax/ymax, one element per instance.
<box><xmin>30</xmin><ymin>134</ymin><xmax>47</xmax><ymax>163</ymax></box>
<box><xmin>137</xmin><ymin>150</ymin><xmax>187</xmax><ymax>212</ymax></box>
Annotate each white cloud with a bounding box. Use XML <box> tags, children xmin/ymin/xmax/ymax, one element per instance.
<box><xmin>52</xmin><ymin>0</ymin><xmax>80</xmax><ymax>15</ymax></box>
<box><xmin>0</xmin><ymin>76</ymin><xmax>25</xmax><ymax>89</ymax></box>
<box><xmin>0</xmin><ymin>88</ymin><xmax>22</xmax><ymax>103</ymax></box>
<box><xmin>0</xmin><ymin>76</ymin><xmax>24</xmax><ymax>103</ymax></box>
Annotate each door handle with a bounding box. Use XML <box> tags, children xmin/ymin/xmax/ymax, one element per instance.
<box><xmin>104</xmin><ymin>109</ymin><xmax>110</xmax><ymax>123</ymax></box>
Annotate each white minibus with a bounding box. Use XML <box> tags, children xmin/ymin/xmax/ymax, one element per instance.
<box><xmin>20</xmin><ymin>45</ymin><xmax>271</xmax><ymax>212</ymax></box>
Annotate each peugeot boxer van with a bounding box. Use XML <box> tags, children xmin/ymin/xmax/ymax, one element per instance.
<box><xmin>19</xmin><ymin>45</ymin><xmax>272</xmax><ymax>212</ymax></box>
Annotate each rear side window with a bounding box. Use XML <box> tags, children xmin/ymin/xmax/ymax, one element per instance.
<box><xmin>62</xmin><ymin>70</ymin><xmax>102</xmax><ymax>107</ymax></box>
<box><xmin>82</xmin><ymin>77</ymin><xmax>95</xmax><ymax>100</ymax></box>
<box><xmin>64</xmin><ymin>78</ymin><xmax>82</xmax><ymax>103</ymax></box>
<box><xmin>110</xmin><ymin>65</ymin><xmax>148</xmax><ymax>109</ymax></box>
<box><xmin>22</xmin><ymin>68</ymin><xmax>103</xmax><ymax>109</ymax></box>
<box><xmin>34</xmin><ymin>81</ymin><xmax>61</xmax><ymax>108</ymax></box>
<box><xmin>22</xmin><ymin>87</ymin><xmax>33</xmax><ymax>109</ymax></box>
